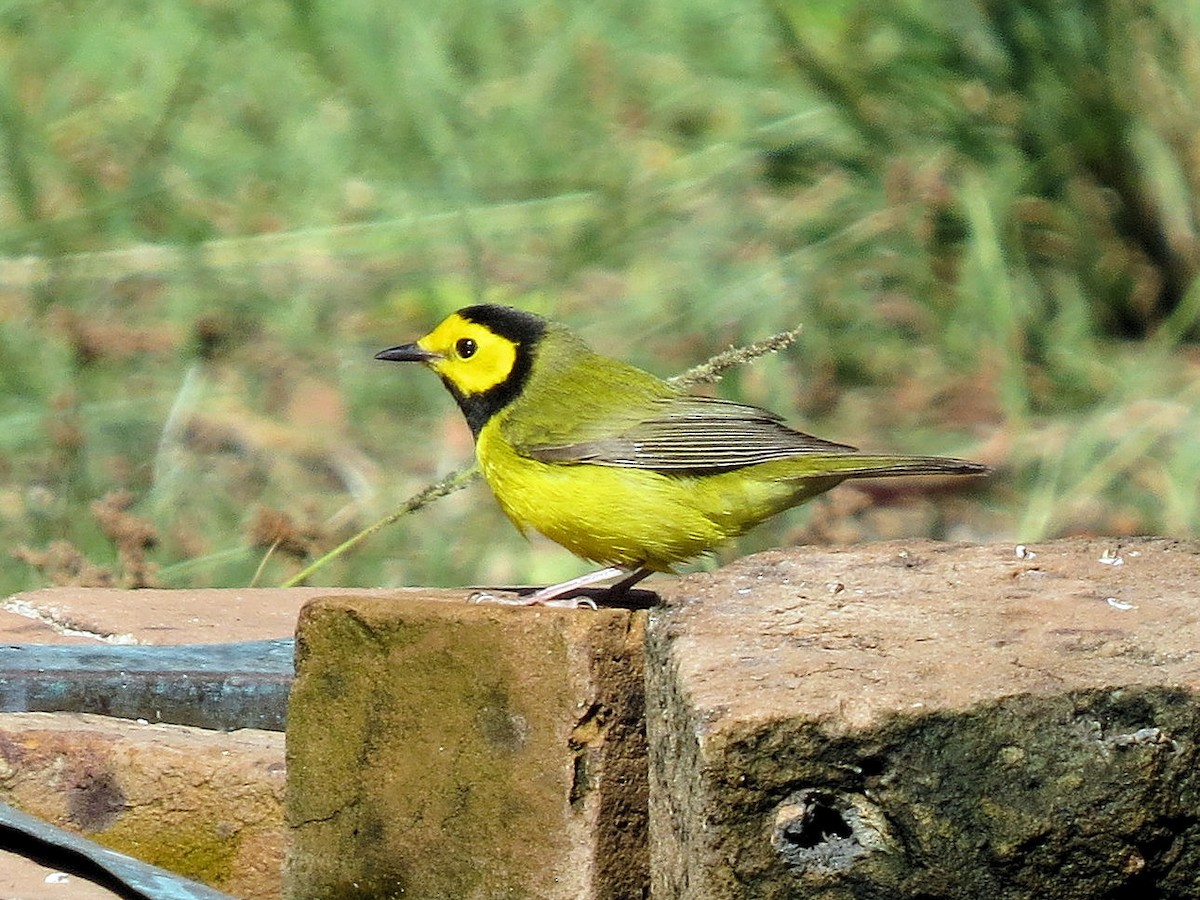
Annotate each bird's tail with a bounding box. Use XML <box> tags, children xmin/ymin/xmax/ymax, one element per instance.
<box><xmin>791</xmin><ymin>454</ymin><xmax>990</xmax><ymax>480</ymax></box>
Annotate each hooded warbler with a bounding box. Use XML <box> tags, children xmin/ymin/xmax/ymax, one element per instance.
<box><xmin>376</xmin><ymin>304</ymin><xmax>988</xmax><ymax>606</ymax></box>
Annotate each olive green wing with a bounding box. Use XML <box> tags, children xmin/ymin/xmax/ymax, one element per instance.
<box><xmin>521</xmin><ymin>394</ymin><xmax>858</xmax><ymax>474</ymax></box>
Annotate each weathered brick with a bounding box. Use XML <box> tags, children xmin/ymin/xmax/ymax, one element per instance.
<box><xmin>0</xmin><ymin>586</ymin><xmax>394</xmax><ymax>645</ymax></box>
<box><xmin>285</xmin><ymin>590</ymin><xmax>648</xmax><ymax>900</ymax></box>
<box><xmin>0</xmin><ymin>712</ymin><xmax>285</xmax><ymax>900</ymax></box>
<box><xmin>647</xmin><ymin>538</ymin><xmax>1200</xmax><ymax>899</ymax></box>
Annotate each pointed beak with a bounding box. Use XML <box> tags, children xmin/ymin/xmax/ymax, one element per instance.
<box><xmin>375</xmin><ymin>343</ymin><xmax>441</xmax><ymax>364</ymax></box>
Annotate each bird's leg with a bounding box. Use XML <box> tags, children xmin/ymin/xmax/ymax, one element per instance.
<box><xmin>471</xmin><ymin>566</ymin><xmax>650</xmax><ymax>608</ymax></box>
<box><xmin>524</xmin><ymin>566</ymin><xmax>632</xmax><ymax>607</ymax></box>
<box><xmin>527</xmin><ymin>565</ymin><xmax>656</xmax><ymax>607</ymax></box>
<box><xmin>604</xmin><ymin>567</ymin><xmax>653</xmax><ymax>598</ymax></box>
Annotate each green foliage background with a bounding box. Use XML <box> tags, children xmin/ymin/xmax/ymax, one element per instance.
<box><xmin>2</xmin><ymin>0</ymin><xmax>1198</xmax><ymax>592</ymax></box>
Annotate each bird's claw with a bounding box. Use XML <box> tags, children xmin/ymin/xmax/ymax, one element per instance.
<box><xmin>542</xmin><ymin>596</ymin><xmax>598</xmax><ymax>610</ymax></box>
<box><xmin>468</xmin><ymin>590</ymin><xmax>597</xmax><ymax>609</ymax></box>
<box><xmin>469</xmin><ymin>590</ymin><xmax>526</xmax><ymax>605</ymax></box>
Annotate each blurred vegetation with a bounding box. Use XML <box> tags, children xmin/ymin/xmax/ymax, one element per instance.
<box><xmin>1</xmin><ymin>0</ymin><xmax>1197</xmax><ymax>594</ymax></box>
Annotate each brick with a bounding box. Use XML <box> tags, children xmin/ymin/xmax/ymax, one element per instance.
<box><xmin>0</xmin><ymin>586</ymin><xmax>399</xmax><ymax>645</ymax></box>
<box><xmin>0</xmin><ymin>849</ymin><xmax>122</xmax><ymax>899</ymax></box>
<box><xmin>647</xmin><ymin>538</ymin><xmax>1200</xmax><ymax>899</ymax></box>
<box><xmin>0</xmin><ymin>712</ymin><xmax>285</xmax><ymax>900</ymax></box>
<box><xmin>285</xmin><ymin>591</ymin><xmax>648</xmax><ymax>900</ymax></box>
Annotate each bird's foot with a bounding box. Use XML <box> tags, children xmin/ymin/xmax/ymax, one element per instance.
<box><xmin>468</xmin><ymin>566</ymin><xmax>651</xmax><ymax>609</ymax></box>
<box><xmin>468</xmin><ymin>589</ymin><xmax>598</xmax><ymax>610</ymax></box>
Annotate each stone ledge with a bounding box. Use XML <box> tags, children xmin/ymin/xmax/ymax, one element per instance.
<box><xmin>647</xmin><ymin>537</ymin><xmax>1200</xmax><ymax>899</ymax></box>
<box><xmin>0</xmin><ymin>712</ymin><xmax>285</xmax><ymax>900</ymax></box>
<box><xmin>0</xmin><ymin>586</ymin><xmax>402</xmax><ymax>645</ymax></box>
<box><xmin>285</xmin><ymin>590</ymin><xmax>649</xmax><ymax>900</ymax></box>
<box><xmin>8</xmin><ymin>538</ymin><xmax>1198</xmax><ymax>899</ymax></box>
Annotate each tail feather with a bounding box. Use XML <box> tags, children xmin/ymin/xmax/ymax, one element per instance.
<box><xmin>797</xmin><ymin>455</ymin><xmax>991</xmax><ymax>480</ymax></box>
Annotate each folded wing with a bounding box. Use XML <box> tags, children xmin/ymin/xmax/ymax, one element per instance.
<box><xmin>523</xmin><ymin>395</ymin><xmax>858</xmax><ymax>474</ymax></box>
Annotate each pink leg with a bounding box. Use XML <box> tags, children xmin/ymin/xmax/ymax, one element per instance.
<box><xmin>471</xmin><ymin>566</ymin><xmax>652</xmax><ymax>608</ymax></box>
<box><xmin>526</xmin><ymin>566</ymin><xmax>630</xmax><ymax>607</ymax></box>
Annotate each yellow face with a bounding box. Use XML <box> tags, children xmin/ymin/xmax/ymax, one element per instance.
<box><xmin>417</xmin><ymin>312</ymin><xmax>519</xmax><ymax>397</ymax></box>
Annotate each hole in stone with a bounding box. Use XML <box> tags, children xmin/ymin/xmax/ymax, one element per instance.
<box><xmin>771</xmin><ymin>789</ymin><xmax>890</xmax><ymax>873</ymax></box>
<box><xmin>779</xmin><ymin>794</ymin><xmax>853</xmax><ymax>849</ymax></box>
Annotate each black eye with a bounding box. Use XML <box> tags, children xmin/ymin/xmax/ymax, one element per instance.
<box><xmin>456</xmin><ymin>338</ymin><xmax>477</xmax><ymax>359</ymax></box>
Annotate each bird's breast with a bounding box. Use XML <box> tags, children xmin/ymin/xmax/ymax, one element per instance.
<box><xmin>473</xmin><ymin>417</ymin><xmax>819</xmax><ymax>570</ymax></box>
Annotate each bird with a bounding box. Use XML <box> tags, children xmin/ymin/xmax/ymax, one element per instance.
<box><xmin>376</xmin><ymin>304</ymin><xmax>988</xmax><ymax>606</ymax></box>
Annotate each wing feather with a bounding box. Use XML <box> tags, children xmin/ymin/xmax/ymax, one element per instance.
<box><xmin>524</xmin><ymin>395</ymin><xmax>857</xmax><ymax>473</ymax></box>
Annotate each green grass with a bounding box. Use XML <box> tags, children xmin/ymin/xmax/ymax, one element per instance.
<box><xmin>1</xmin><ymin>0</ymin><xmax>1198</xmax><ymax>594</ymax></box>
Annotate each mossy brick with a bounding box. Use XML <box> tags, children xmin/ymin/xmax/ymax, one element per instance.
<box><xmin>285</xmin><ymin>591</ymin><xmax>648</xmax><ymax>900</ymax></box>
<box><xmin>0</xmin><ymin>712</ymin><xmax>285</xmax><ymax>900</ymax></box>
<box><xmin>647</xmin><ymin>538</ymin><xmax>1200</xmax><ymax>900</ymax></box>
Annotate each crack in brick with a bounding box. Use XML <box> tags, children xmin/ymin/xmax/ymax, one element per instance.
<box><xmin>0</xmin><ymin>598</ymin><xmax>138</xmax><ymax>644</ymax></box>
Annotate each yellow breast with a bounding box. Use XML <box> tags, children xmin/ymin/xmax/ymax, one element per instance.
<box><xmin>475</xmin><ymin>418</ymin><xmax>831</xmax><ymax>571</ymax></box>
